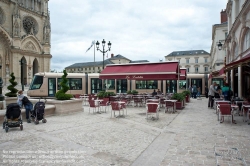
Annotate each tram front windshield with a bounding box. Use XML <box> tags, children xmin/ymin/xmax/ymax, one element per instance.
<box><xmin>29</xmin><ymin>75</ymin><xmax>43</xmax><ymax>90</ymax></box>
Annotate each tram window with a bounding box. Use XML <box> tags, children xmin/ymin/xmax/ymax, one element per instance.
<box><xmin>57</xmin><ymin>78</ymin><xmax>70</xmax><ymax>90</ymax></box>
<box><xmin>69</xmin><ymin>78</ymin><xmax>82</xmax><ymax>90</ymax></box>
<box><xmin>30</xmin><ymin>76</ymin><xmax>43</xmax><ymax>90</ymax></box>
<box><xmin>135</xmin><ymin>80</ymin><xmax>157</xmax><ymax>89</ymax></box>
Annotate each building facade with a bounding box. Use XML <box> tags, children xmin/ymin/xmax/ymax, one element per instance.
<box><xmin>65</xmin><ymin>54</ymin><xmax>148</xmax><ymax>73</ymax></box>
<box><xmin>210</xmin><ymin>10</ymin><xmax>228</xmax><ymax>87</ymax></box>
<box><xmin>0</xmin><ymin>0</ymin><xmax>51</xmax><ymax>86</ymax></box>
<box><xmin>165</xmin><ymin>50</ymin><xmax>211</xmax><ymax>74</ymax></box>
<box><xmin>224</xmin><ymin>0</ymin><xmax>250</xmax><ymax>98</ymax></box>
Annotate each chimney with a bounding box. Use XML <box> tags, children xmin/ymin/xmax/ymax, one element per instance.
<box><xmin>220</xmin><ymin>9</ymin><xmax>227</xmax><ymax>23</ymax></box>
<box><xmin>111</xmin><ymin>53</ymin><xmax>114</xmax><ymax>58</ymax></box>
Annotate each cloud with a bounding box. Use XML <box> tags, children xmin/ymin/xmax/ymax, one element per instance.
<box><xmin>49</xmin><ymin>0</ymin><xmax>228</xmax><ymax>71</ymax></box>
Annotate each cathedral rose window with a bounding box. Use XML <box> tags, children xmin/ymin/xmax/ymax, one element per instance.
<box><xmin>23</xmin><ymin>16</ymin><xmax>38</xmax><ymax>35</ymax></box>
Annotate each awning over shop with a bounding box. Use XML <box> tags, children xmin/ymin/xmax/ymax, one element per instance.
<box><xmin>99</xmin><ymin>61</ymin><xmax>179</xmax><ymax>80</ymax></box>
<box><xmin>180</xmin><ymin>68</ymin><xmax>187</xmax><ymax>80</ymax></box>
<box><xmin>225</xmin><ymin>53</ymin><xmax>250</xmax><ymax>70</ymax></box>
<box><xmin>208</xmin><ymin>67</ymin><xmax>225</xmax><ymax>79</ymax></box>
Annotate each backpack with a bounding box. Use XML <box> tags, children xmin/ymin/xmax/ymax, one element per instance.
<box><xmin>22</xmin><ymin>96</ymin><xmax>30</xmax><ymax>105</ymax></box>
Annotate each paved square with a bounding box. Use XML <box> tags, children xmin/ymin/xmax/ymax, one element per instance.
<box><xmin>1</xmin><ymin>98</ymin><xmax>250</xmax><ymax>166</ymax></box>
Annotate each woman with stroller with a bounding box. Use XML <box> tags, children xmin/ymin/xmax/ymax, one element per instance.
<box><xmin>17</xmin><ymin>90</ymin><xmax>33</xmax><ymax>123</ymax></box>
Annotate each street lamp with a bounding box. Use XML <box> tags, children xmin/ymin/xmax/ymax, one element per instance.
<box><xmin>19</xmin><ymin>59</ymin><xmax>25</xmax><ymax>91</ymax></box>
<box><xmin>96</xmin><ymin>39</ymin><xmax>111</xmax><ymax>69</ymax></box>
<box><xmin>0</xmin><ymin>64</ymin><xmax>4</xmax><ymax>101</ymax></box>
<box><xmin>217</xmin><ymin>41</ymin><xmax>223</xmax><ymax>50</ymax></box>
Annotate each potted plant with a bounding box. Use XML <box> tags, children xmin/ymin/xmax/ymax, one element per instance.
<box><xmin>171</xmin><ymin>93</ymin><xmax>185</xmax><ymax>109</ymax></box>
<box><xmin>5</xmin><ymin>72</ymin><xmax>18</xmax><ymax>97</ymax></box>
<box><xmin>131</xmin><ymin>90</ymin><xmax>138</xmax><ymax>95</ymax></box>
<box><xmin>127</xmin><ymin>90</ymin><xmax>132</xmax><ymax>94</ymax></box>
<box><xmin>182</xmin><ymin>90</ymin><xmax>191</xmax><ymax>103</ymax></box>
<box><xmin>55</xmin><ymin>70</ymin><xmax>73</xmax><ymax>100</ymax></box>
<box><xmin>97</xmin><ymin>91</ymin><xmax>105</xmax><ymax>99</ymax></box>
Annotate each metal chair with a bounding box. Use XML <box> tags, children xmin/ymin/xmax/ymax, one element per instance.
<box><xmin>146</xmin><ymin>103</ymin><xmax>159</xmax><ymax>120</ymax></box>
<box><xmin>88</xmin><ymin>99</ymin><xmax>99</xmax><ymax>114</ymax></box>
<box><xmin>99</xmin><ymin>98</ymin><xmax>110</xmax><ymax>113</ymax></box>
<box><xmin>165</xmin><ymin>101</ymin><xmax>174</xmax><ymax>113</ymax></box>
<box><xmin>110</xmin><ymin>102</ymin><xmax>124</xmax><ymax>118</ymax></box>
<box><xmin>218</xmin><ymin>104</ymin><xmax>234</xmax><ymax>124</ymax></box>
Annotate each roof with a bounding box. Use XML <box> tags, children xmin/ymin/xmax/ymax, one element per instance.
<box><xmin>130</xmin><ymin>60</ymin><xmax>149</xmax><ymax>63</ymax></box>
<box><xmin>66</xmin><ymin>59</ymin><xmax>114</xmax><ymax>68</ymax></box>
<box><xmin>166</xmin><ymin>50</ymin><xmax>210</xmax><ymax>57</ymax></box>
<box><xmin>109</xmin><ymin>54</ymin><xmax>131</xmax><ymax>61</ymax></box>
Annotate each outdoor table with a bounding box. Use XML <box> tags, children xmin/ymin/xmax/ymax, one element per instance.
<box><xmin>242</xmin><ymin>104</ymin><xmax>250</xmax><ymax>122</ymax></box>
<box><xmin>133</xmin><ymin>97</ymin><xmax>144</xmax><ymax>107</ymax></box>
<box><xmin>94</xmin><ymin>99</ymin><xmax>103</xmax><ymax>114</ymax></box>
<box><xmin>164</xmin><ymin>100</ymin><xmax>177</xmax><ymax>113</ymax></box>
<box><xmin>80</xmin><ymin>95</ymin><xmax>89</xmax><ymax>105</ymax></box>
<box><xmin>213</xmin><ymin>98</ymin><xmax>224</xmax><ymax>110</ymax></box>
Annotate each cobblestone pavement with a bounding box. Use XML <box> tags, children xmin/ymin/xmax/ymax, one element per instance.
<box><xmin>1</xmin><ymin>97</ymin><xmax>250</xmax><ymax>166</ymax></box>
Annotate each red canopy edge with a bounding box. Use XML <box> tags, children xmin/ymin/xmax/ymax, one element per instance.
<box><xmin>100</xmin><ymin>62</ymin><xmax>179</xmax><ymax>80</ymax></box>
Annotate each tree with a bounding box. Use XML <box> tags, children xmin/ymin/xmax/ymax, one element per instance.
<box><xmin>5</xmin><ymin>72</ymin><xmax>18</xmax><ymax>97</ymax></box>
<box><xmin>55</xmin><ymin>70</ymin><xmax>73</xmax><ymax>100</ymax></box>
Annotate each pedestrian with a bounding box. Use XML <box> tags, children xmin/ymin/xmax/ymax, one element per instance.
<box><xmin>222</xmin><ymin>83</ymin><xmax>230</xmax><ymax>101</ymax></box>
<box><xmin>205</xmin><ymin>86</ymin><xmax>209</xmax><ymax>98</ymax></box>
<box><xmin>157</xmin><ymin>89</ymin><xmax>162</xmax><ymax>95</ymax></box>
<box><xmin>17</xmin><ymin>90</ymin><xmax>33</xmax><ymax>123</ymax></box>
<box><xmin>215</xmin><ymin>84</ymin><xmax>221</xmax><ymax>98</ymax></box>
<box><xmin>197</xmin><ymin>87</ymin><xmax>201</xmax><ymax>98</ymax></box>
<box><xmin>208</xmin><ymin>82</ymin><xmax>219</xmax><ymax>108</ymax></box>
<box><xmin>192</xmin><ymin>84</ymin><xmax>197</xmax><ymax>99</ymax></box>
<box><xmin>188</xmin><ymin>85</ymin><xmax>192</xmax><ymax>97</ymax></box>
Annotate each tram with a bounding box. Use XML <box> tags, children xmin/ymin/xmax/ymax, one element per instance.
<box><xmin>27</xmin><ymin>72</ymin><xmax>209</xmax><ymax>97</ymax></box>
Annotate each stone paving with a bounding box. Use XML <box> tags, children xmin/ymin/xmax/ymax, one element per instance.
<box><xmin>0</xmin><ymin>97</ymin><xmax>250</xmax><ymax>166</ymax></box>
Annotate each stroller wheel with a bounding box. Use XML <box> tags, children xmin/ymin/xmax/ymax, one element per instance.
<box><xmin>20</xmin><ymin>125</ymin><xmax>23</xmax><ymax>130</ymax></box>
<box><xmin>3</xmin><ymin>122</ymin><xmax>6</xmax><ymax>129</ymax></box>
<box><xmin>35</xmin><ymin>120</ymin><xmax>39</xmax><ymax>125</ymax></box>
<box><xmin>5</xmin><ymin>127</ymin><xmax>8</xmax><ymax>133</ymax></box>
<box><xmin>42</xmin><ymin>119</ymin><xmax>47</xmax><ymax>123</ymax></box>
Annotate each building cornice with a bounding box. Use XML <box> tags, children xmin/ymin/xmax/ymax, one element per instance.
<box><xmin>10</xmin><ymin>48</ymin><xmax>52</xmax><ymax>58</ymax></box>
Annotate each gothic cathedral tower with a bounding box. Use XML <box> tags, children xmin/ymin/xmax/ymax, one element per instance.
<box><xmin>0</xmin><ymin>0</ymin><xmax>51</xmax><ymax>85</ymax></box>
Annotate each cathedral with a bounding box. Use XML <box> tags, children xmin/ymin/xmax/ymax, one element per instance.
<box><xmin>0</xmin><ymin>0</ymin><xmax>51</xmax><ymax>85</ymax></box>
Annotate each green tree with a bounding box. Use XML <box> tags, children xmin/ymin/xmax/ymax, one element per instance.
<box><xmin>5</xmin><ymin>72</ymin><xmax>18</xmax><ymax>97</ymax></box>
<box><xmin>55</xmin><ymin>70</ymin><xmax>73</xmax><ymax>100</ymax></box>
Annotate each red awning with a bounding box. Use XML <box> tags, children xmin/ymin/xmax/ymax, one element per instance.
<box><xmin>218</xmin><ymin>67</ymin><xmax>224</xmax><ymax>75</ymax></box>
<box><xmin>180</xmin><ymin>68</ymin><xmax>187</xmax><ymax>80</ymax></box>
<box><xmin>225</xmin><ymin>53</ymin><xmax>250</xmax><ymax>70</ymax></box>
<box><xmin>99</xmin><ymin>62</ymin><xmax>179</xmax><ymax>80</ymax></box>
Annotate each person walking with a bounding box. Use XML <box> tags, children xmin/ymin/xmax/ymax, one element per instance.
<box><xmin>197</xmin><ymin>87</ymin><xmax>201</xmax><ymax>98</ymax></box>
<box><xmin>192</xmin><ymin>84</ymin><xmax>198</xmax><ymax>99</ymax></box>
<box><xmin>222</xmin><ymin>83</ymin><xmax>230</xmax><ymax>101</ymax></box>
<box><xmin>208</xmin><ymin>82</ymin><xmax>219</xmax><ymax>108</ymax></box>
<box><xmin>205</xmin><ymin>86</ymin><xmax>209</xmax><ymax>98</ymax></box>
<box><xmin>17</xmin><ymin>90</ymin><xmax>33</xmax><ymax>123</ymax></box>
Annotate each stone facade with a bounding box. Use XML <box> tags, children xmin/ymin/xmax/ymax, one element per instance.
<box><xmin>224</xmin><ymin>0</ymin><xmax>250</xmax><ymax>98</ymax></box>
<box><xmin>165</xmin><ymin>50</ymin><xmax>211</xmax><ymax>74</ymax></box>
<box><xmin>0</xmin><ymin>0</ymin><xmax>51</xmax><ymax>86</ymax></box>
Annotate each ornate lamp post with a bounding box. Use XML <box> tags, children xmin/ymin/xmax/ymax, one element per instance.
<box><xmin>0</xmin><ymin>64</ymin><xmax>4</xmax><ymax>101</ymax></box>
<box><xmin>19</xmin><ymin>59</ymin><xmax>25</xmax><ymax>91</ymax></box>
<box><xmin>96</xmin><ymin>39</ymin><xmax>111</xmax><ymax>69</ymax></box>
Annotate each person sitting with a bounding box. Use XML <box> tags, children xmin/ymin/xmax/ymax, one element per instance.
<box><xmin>17</xmin><ymin>90</ymin><xmax>33</xmax><ymax>123</ymax></box>
<box><xmin>152</xmin><ymin>89</ymin><xmax>157</xmax><ymax>96</ymax></box>
<box><xmin>157</xmin><ymin>89</ymin><xmax>162</xmax><ymax>95</ymax></box>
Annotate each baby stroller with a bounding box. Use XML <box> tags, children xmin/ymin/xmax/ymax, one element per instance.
<box><xmin>3</xmin><ymin>103</ymin><xmax>23</xmax><ymax>133</ymax></box>
<box><xmin>31</xmin><ymin>100</ymin><xmax>47</xmax><ymax>125</ymax></box>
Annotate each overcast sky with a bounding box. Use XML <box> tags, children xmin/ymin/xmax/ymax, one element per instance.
<box><xmin>49</xmin><ymin>0</ymin><xmax>228</xmax><ymax>72</ymax></box>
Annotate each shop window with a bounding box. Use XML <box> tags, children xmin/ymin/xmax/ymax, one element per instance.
<box><xmin>243</xmin><ymin>30</ymin><xmax>250</xmax><ymax>52</ymax></box>
<box><xmin>105</xmin><ymin>79</ymin><xmax>115</xmax><ymax>90</ymax></box>
<box><xmin>135</xmin><ymin>80</ymin><xmax>157</xmax><ymax>89</ymax></box>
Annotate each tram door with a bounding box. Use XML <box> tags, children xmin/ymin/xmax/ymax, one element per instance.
<box><xmin>191</xmin><ymin>79</ymin><xmax>202</xmax><ymax>94</ymax></box>
<box><xmin>48</xmin><ymin>78</ymin><xmax>56</xmax><ymax>97</ymax></box>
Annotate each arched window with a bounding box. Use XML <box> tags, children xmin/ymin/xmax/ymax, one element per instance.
<box><xmin>243</xmin><ymin>29</ymin><xmax>250</xmax><ymax>52</ymax></box>
<box><xmin>234</xmin><ymin>43</ymin><xmax>238</xmax><ymax>59</ymax></box>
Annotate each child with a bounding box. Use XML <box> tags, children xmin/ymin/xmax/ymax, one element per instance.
<box><xmin>17</xmin><ymin>90</ymin><xmax>33</xmax><ymax>123</ymax></box>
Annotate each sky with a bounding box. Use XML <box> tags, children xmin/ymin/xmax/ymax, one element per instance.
<box><xmin>49</xmin><ymin>0</ymin><xmax>228</xmax><ymax>72</ymax></box>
